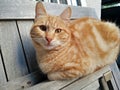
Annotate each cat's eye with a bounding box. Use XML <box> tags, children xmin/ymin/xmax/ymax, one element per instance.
<box><xmin>55</xmin><ymin>28</ymin><xmax>62</xmax><ymax>33</ymax></box>
<box><xmin>39</xmin><ymin>25</ymin><xmax>47</xmax><ymax>31</ymax></box>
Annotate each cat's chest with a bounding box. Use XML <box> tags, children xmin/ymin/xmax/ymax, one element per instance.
<box><xmin>39</xmin><ymin>53</ymin><xmax>65</xmax><ymax>73</ymax></box>
<box><xmin>38</xmin><ymin>48</ymin><xmax>73</xmax><ymax>72</ymax></box>
<box><xmin>41</xmin><ymin>45</ymin><xmax>80</xmax><ymax>62</ymax></box>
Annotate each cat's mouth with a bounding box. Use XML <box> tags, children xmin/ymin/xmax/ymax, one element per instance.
<box><xmin>43</xmin><ymin>44</ymin><xmax>56</xmax><ymax>50</ymax></box>
<box><xmin>43</xmin><ymin>43</ymin><xmax>61</xmax><ymax>50</ymax></box>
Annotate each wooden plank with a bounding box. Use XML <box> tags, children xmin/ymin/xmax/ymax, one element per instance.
<box><xmin>0</xmin><ymin>49</ymin><xmax>7</xmax><ymax>85</ymax></box>
<box><xmin>61</xmin><ymin>66</ymin><xmax>110</xmax><ymax>90</ymax></box>
<box><xmin>110</xmin><ymin>62</ymin><xmax>120</xmax><ymax>89</ymax></box>
<box><xmin>0</xmin><ymin>1</ymin><xmax>97</xmax><ymax>19</ymax></box>
<box><xmin>110</xmin><ymin>73</ymin><xmax>118</xmax><ymax>90</ymax></box>
<box><xmin>86</xmin><ymin>0</ymin><xmax>101</xmax><ymax>19</ymax></box>
<box><xmin>16</xmin><ymin>20</ymin><xmax>38</xmax><ymax>72</ymax></box>
<box><xmin>0</xmin><ymin>17</ymin><xmax>7</xmax><ymax>85</ymax></box>
<box><xmin>24</xmin><ymin>66</ymin><xmax>110</xmax><ymax>90</ymax></box>
<box><xmin>37</xmin><ymin>2</ymin><xmax>98</xmax><ymax>19</ymax></box>
<box><xmin>100</xmin><ymin>77</ymin><xmax>109</xmax><ymax>90</ymax></box>
<box><xmin>25</xmin><ymin>78</ymin><xmax>79</xmax><ymax>90</ymax></box>
<box><xmin>81</xmin><ymin>80</ymin><xmax>100</xmax><ymax>90</ymax></box>
<box><xmin>0</xmin><ymin>21</ymin><xmax>28</xmax><ymax>81</ymax></box>
<box><xmin>0</xmin><ymin>71</ymin><xmax>46</xmax><ymax>90</ymax></box>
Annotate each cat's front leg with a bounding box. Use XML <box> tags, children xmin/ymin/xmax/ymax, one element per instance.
<box><xmin>48</xmin><ymin>72</ymin><xmax>63</xmax><ymax>80</ymax></box>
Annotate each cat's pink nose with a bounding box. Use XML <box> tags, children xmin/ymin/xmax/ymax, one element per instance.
<box><xmin>45</xmin><ymin>37</ymin><xmax>52</xmax><ymax>43</ymax></box>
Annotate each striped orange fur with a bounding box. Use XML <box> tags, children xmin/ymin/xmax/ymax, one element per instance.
<box><xmin>30</xmin><ymin>2</ymin><xmax>120</xmax><ymax>80</ymax></box>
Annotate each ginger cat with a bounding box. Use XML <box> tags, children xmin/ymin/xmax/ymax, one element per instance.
<box><xmin>30</xmin><ymin>2</ymin><xmax>120</xmax><ymax>80</ymax></box>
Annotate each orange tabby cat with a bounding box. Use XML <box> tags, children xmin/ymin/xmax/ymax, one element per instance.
<box><xmin>30</xmin><ymin>2</ymin><xmax>120</xmax><ymax>80</ymax></box>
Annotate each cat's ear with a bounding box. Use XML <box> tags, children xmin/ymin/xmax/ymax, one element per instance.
<box><xmin>60</xmin><ymin>7</ymin><xmax>71</xmax><ymax>20</ymax></box>
<box><xmin>35</xmin><ymin>2</ymin><xmax>47</xmax><ymax>18</ymax></box>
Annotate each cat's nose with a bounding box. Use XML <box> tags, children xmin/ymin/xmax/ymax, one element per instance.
<box><xmin>45</xmin><ymin>37</ymin><xmax>52</xmax><ymax>43</ymax></box>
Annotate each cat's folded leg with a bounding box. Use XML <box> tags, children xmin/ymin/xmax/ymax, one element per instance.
<box><xmin>47</xmin><ymin>70</ymin><xmax>82</xmax><ymax>80</ymax></box>
<box><xmin>47</xmin><ymin>72</ymin><xmax>63</xmax><ymax>80</ymax></box>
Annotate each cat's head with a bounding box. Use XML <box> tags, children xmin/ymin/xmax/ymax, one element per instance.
<box><xmin>31</xmin><ymin>2</ymin><xmax>72</xmax><ymax>50</ymax></box>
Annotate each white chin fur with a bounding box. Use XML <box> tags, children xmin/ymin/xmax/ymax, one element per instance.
<box><xmin>43</xmin><ymin>41</ymin><xmax>62</xmax><ymax>50</ymax></box>
<box><xmin>43</xmin><ymin>45</ymin><xmax>56</xmax><ymax>50</ymax></box>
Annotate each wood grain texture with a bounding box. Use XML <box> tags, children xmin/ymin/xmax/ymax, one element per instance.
<box><xmin>17</xmin><ymin>20</ymin><xmax>38</xmax><ymax>72</ymax></box>
<box><xmin>24</xmin><ymin>66</ymin><xmax>110</xmax><ymax>90</ymax></box>
<box><xmin>100</xmin><ymin>77</ymin><xmax>109</xmax><ymax>90</ymax></box>
<box><xmin>110</xmin><ymin>72</ymin><xmax>118</xmax><ymax>90</ymax></box>
<box><xmin>0</xmin><ymin>50</ymin><xmax>6</xmax><ymax>85</ymax></box>
<box><xmin>25</xmin><ymin>78</ymin><xmax>79</xmax><ymax>90</ymax></box>
<box><xmin>0</xmin><ymin>71</ymin><xmax>46</xmax><ymax>90</ymax></box>
<box><xmin>0</xmin><ymin>21</ymin><xmax>28</xmax><ymax>81</ymax></box>
<box><xmin>81</xmin><ymin>80</ymin><xmax>100</xmax><ymax>90</ymax></box>
<box><xmin>110</xmin><ymin>62</ymin><xmax>120</xmax><ymax>89</ymax></box>
<box><xmin>0</xmin><ymin>1</ymin><xmax>97</xmax><ymax>19</ymax></box>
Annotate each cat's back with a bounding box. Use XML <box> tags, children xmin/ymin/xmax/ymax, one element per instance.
<box><xmin>70</xmin><ymin>17</ymin><xmax>119</xmax><ymax>32</ymax></box>
<box><xmin>69</xmin><ymin>17</ymin><xmax>120</xmax><ymax>64</ymax></box>
<box><xmin>70</xmin><ymin>17</ymin><xmax>120</xmax><ymax>45</ymax></box>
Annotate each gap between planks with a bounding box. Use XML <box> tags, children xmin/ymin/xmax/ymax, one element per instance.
<box><xmin>16</xmin><ymin>20</ymin><xmax>39</xmax><ymax>73</ymax></box>
<box><xmin>110</xmin><ymin>62</ymin><xmax>120</xmax><ymax>89</ymax></box>
<box><xmin>0</xmin><ymin>47</ymin><xmax>7</xmax><ymax>84</ymax></box>
<box><xmin>0</xmin><ymin>21</ymin><xmax>29</xmax><ymax>80</ymax></box>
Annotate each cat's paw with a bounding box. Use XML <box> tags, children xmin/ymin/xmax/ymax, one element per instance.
<box><xmin>47</xmin><ymin>72</ymin><xmax>63</xmax><ymax>80</ymax></box>
<box><xmin>47</xmin><ymin>73</ymin><xmax>54</xmax><ymax>80</ymax></box>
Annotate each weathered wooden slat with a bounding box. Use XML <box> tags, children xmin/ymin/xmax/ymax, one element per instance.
<box><xmin>0</xmin><ymin>21</ymin><xmax>28</xmax><ymax>80</ymax></box>
<box><xmin>0</xmin><ymin>71</ymin><xmax>46</xmax><ymax>90</ymax></box>
<box><xmin>110</xmin><ymin>62</ymin><xmax>120</xmax><ymax>89</ymax></box>
<box><xmin>0</xmin><ymin>10</ymin><xmax>7</xmax><ymax>85</ymax></box>
<box><xmin>0</xmin><ymin>1</ymin><xmax>97</xmax><ymax>19</ymax></box>
<box><xmin>17</xmin><ymin>20</ymin><xmax>38</xmax><ymax>72</ymax></box>
<box><xmin>100</xmin><ymin>77</ymin><xmax>109</xmax><ymax>90</ymax></box>
<box><xmin>0</xmin><ymin>49</ymin><xmax>7</xmax><ymax>85</ymax></box>
<box><xmin>24</xmin><ymin>66</ymin><xmax>110</xmax><ymax>90</ymax></box>
<box><xmin>110</xmin><ymin>73</ymin><xmax>118</xmax><ymax>90</ymax></box>
<box><xmin>25</xmin><ymin>78</ymin><xmax>79</xmax><ymax>90</ymax></box>
<box><xmin>81</xmin><ymin>80</ymin><xmax>100</xmax><ymax>90</ymax></box>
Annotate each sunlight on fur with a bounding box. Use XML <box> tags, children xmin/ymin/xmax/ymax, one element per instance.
<box><xmin>30</xmin><ymin>2</ymin><xmax>120</xmax><ymax>80</ymax></box>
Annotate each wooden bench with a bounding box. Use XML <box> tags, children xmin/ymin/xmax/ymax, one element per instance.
<box><xmin>0</xmin><ymin>1</ymin><xmax>120</xmax><ymax>90</ymax></box>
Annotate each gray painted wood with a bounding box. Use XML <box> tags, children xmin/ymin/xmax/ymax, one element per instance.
<box><xmin>0</xmin><ymin>1</ymin><xmax>97</xmax><ymax>20</ymax></box>
<box><xmin>0</xmin><ymin>21</ymin><xmax>28</xmax><ymax>81</ymax></box>
<box><xmin>25</xmin><ymin>66</ymin><xmax>110</xmax><ymax>90</ymax></box>
<box><xmin>81</xmin><ymin>80</ymin><xmax>100</xmax><ymax>90</ymax></box>
<box><xmin>110</xmin><ymin>62</ymin><xmax>120</xmax><ymax>89</ymax></box>
<box><xmin>25</xmin><ymin>78</ymin><xmax>79</xmax><ymax>90</ymax></box>
<box><xmin>0</xmin><ymin>50</ymin><xmax>6</xmax><ymax>85</ymax></box>
<box><xmin>110</xmin><ymin>73</ymin><xmax>118</xmax><ymax>90</ymax></box>
<box><xmin>17</xmin><ymin>20</ymin><xmax>38</xmax><ymax>72</ymax></box>
<box><xmin>0</xmin><ymin>16</ymin><xmax>7</xmax><ymax>85</ymax></box>
<box><xmin>0</xmin><ymin>71</ymin><xmax>46</xmax><ymax>90</ymax></box>
<box><xmin>100</xmin><ymin>77</ymin><xmax>109</xmax><ymax>90</ymax></box>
